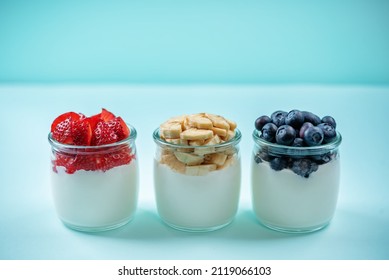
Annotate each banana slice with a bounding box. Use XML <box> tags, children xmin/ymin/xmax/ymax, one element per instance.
<box><xmin>165</xmin><ymin>138</ymin><xmax>181</xmax><ymax>144</ymax></box>
<box><xmin>221</xmin><ymin>130</ymin><xmax>236</xmax><ymax>141</ymax></box>
<box><xmin>189</xmin><ymin>139</ymin><xmax>205</xmax><ymax>146</ymax></box>
<box><xmin>194</xmin><ymin>135</ymin><xmax>221</xmax><ymax>155</ymax></box>
<box><xmin>180</xmin><ymin>128</ymin><xmax>213</xmax><ymax>141</ymax></box>
<box><xmin>205</xmin><ymin>113</ymin><xmax>230</xmax><ymax>130</ymax></box>
<box><xmin>217</xmin><ymin>157</ymin><xmax>234</xmax><ymax>170</ymax></box>
<box><xmin>225</xmin><ymin>118</ymin><xmax>237</xmax><ymax>131</ymax></box>
<box><xmin>187</xmin><ymin>116</ymin><xmax>213</xmax><ymax>129</ymax></box>
<box><xmin>158</xmin><ymin>113</ymin><xmax>237</xmax><ymax>175</ymax></box>
<box><xmin>161</xmin><ymin>153</ymin><xmax>186</xmax><ymax>173</ymax></box>
<box><xmin>185</xmin><ymin>164</ymin><xmax>217</xmax><ymax>176</ymax></box>
<box><xmin>160</xmin><ymin>122</ymin><xmax>182</xmax><ymax>139</ymax></box>
<box><xmin>174</xmin><ymin>151</ymin><xmax>204</xmax><ymax>166</ymax></box>
<box><xmin>205</xmin><ymin>135</ymin><xmax>221</xmax><ymax>145</ymax></box>
<box><xmin>208</xmin><ymin>153</ymin><xmax>228</xmax><ymax>166</ymax></box>
<box><xmin>211</xmin><ymin>127</ymin><xmax>228</xmax><ymax>137</ymax></box>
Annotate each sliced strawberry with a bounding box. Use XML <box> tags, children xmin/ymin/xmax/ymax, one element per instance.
<box><xmin>71</xmin><ymin>118</ymin><xmax>92</xmax><ymax>145</ymax></box>
<box><xmin>116</xmin><ymin>116</ymin><xmax>130</xmax><ymax>140</ymax></box>
<box><xmin>92</xmin><ymin>117</ymin><xmax>130</xmax><ymax>146</ymax></box>
<box><xmin>51</xmin><ymin>112</ymin><xmax>92</xmax><ymax>145</ymax></box>
<box><xmin>54</xmin><ymin>153</ymin><xmax>78</xmax><ymax>174</ymax></box>
<box><xmin>51</xmin><ymin>109</ymin><xmax>134</xmax><ymax>173</ymax></box>
<box><xmin>87</xmin><ymin>113</ymin><xmax>102</xmax><ymax>135</ymax></box>
<box><xmin>101</xmin><ymin>108</ymin><xmax>116</xmax><ymax>122</ymax></box>
<box><xmin>54</xmin><ymin>147</ymin><xmax>135</xmax><ymax>173</ymax></box>
<box><xmin>51</xmin><ymin>112</ymin><xmax>82</xmax><ymax>144</ymax></box>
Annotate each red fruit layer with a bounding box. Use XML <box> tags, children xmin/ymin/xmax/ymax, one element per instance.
<box><xmin>51</xmin><ymin>108</ymin><xmax>132</xmax><ymax>173</ymax></box>
<box><xmin>51</xmin><ymin>108</ymin><xmax>130</xmax><ymax>147</ymax></box>
<box><xmin>52</xmin><ymin>147</ymin><xmax>136</xmax><ymax>174</ymax></box>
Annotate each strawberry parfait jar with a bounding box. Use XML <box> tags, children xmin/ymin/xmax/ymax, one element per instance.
<box><xmin>48</xmin><ymin>109</ymin><xmax>139</xmax><ymax>232</ymax></box>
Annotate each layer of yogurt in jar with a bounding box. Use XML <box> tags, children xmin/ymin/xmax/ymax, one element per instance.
<box><xmin>153</xmin><ymin>113</ymin><xmax>242</xmax><ymax>231</ymax></box>
<box><xmin>52</xmin><ymin>161</ymin><xmax>139</xmax><ymax>230</ymax></box>
<box><xmin>49</xmin><ymin>109</ymin><xmax>139</xmax><ymax>231</ymax></box>
<box><xmin>251</xmin><ymin>154</ymin><xmax>340</xmax><ymax>231</ymax></box>
<box><xmin>251</xmin><ymin>110</ymin><xmax>342</xmax><ymax>233</ymax></box>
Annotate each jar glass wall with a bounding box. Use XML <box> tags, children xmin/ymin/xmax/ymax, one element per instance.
<box><xmin>153</xmin><ymin>128</ymin><xmax>242</xmax><ymax>232</ymax></box>
<box><xmin>251</xmin><ymin>130</ymin><xmax>342</xmax><ymax>233</ymax></box>
<box><xmin>48</xmin><ymin>124</ymin><xmax>139</xmax><ymax>232</ymax></box>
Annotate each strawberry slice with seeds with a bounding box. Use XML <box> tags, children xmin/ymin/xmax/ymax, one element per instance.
<box><xmin>116</xmin><ymin>116</ymin><xmax>130</xmax><ymax>140</ymax></box>
<box><xmin>101</xmin><ymin>108</ymin><xmax>116</xmax><ymax>122</ymax></box>
<box><xmin>72</xmin><ymin>118</ymin><xmax>92</xmax><ymax>145</ymax></box>
<box><xmin>51</xmin><ymin>112</ymin><xmax>82</xmax><ymax>144</ymax></box>
<box><xmin>51</xmin><ymin>112</ymin><xmax>92</xmax><ymax>145</ymax></box>
<box><xmin>92</xmin><ymin>117</ymin><xmax>130</xmax><ymax>146</ymax></box>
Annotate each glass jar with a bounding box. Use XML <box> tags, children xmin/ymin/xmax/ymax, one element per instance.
<box><xmin>251</xmin><ymin>130</ymin><xmax>342</xmax><ymax>233</ymax></box>
<box><xmin>48</xmin><ymin>124</ymin><xmax>139</xmax><ymax>232</ymax></box>
<box><xmin>153</xmin><ymin>128</ymin><xmax>242</xmax><ymax>232</ymax></box>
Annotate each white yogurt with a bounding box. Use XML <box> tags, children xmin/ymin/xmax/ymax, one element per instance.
<box><xmin>251</xmin><ymin>158</ymin><xmax>340</xmax><ymax>232</ymax></box>
<box><xmin>51</xmin><ymin>161</ymin><xmax>139</xmax><ymax>231</ymax></box>
<box><xmin>154</xmin><ymin>159</ymin><xmax>241</xmax><ymax>231</ymax></box>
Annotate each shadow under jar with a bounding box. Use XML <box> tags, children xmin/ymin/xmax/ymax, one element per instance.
<box><xmin>153</xmin><ymin>128</ymin><xmax>242</xmax><ymax>232</ymax></box>
<box><xmin>48</xmin><ymin>124</ymin><xmax>139</xmax><ymax>232</ymax></box>
<box><xmin>251</xmin><ymin>130</ymin><xmax>342</xmax><ymax>233</ymax></box>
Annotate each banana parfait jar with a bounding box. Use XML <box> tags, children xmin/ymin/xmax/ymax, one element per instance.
<box><xmin>153</xmin><ymin>113</ymin><xmax>242</xmax><ymax>232</ymax></box>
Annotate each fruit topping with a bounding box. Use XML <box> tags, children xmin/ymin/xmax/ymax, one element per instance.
<box><xmin>291</xmin><ymin>159</ymin><xmax>318</xmax><ymax>178</ymax></box>
<box><xmin>276</xmin><ymin>125</ymin><xmax>296</xmax><ymax>146</ymax></box>
<box><xmin>255</xmin><ymin>115</ymin><xmax>271</xmax><ymax>131</ymax></box>
<box><xmin>317</xmin><ymin>123</ymin><xmax>336</xmax><ymax>143</ymax></box>
<box><xmin>261</xmin><ymin>123</ymin><xmax>278</xmax><ymax>142</ymax></box>
<box><xmin>299</xmin><ymin>122</ymin><xmax>314</xmax><ymax>138</ymax></box>
<box><xmin>302</xmin><ymin>111</ymin><xmax>321</xmax><ymax>126</ymax></box>
<box><xmin>303</xmin><ymin>126</ymin><xmax>324</xmax><ymax>146</ymax></box>
<box><xmin>271</xmin><ymin>110</ymin><xmax>288</xmax><ymax>127</ymax></box>
<box><xmin>53</xmin><ymin>147</ymin><xmax>135</xmax><ymax>174</ymax></box>
<box><xmin>51</xmin><ymin>108</ymin><xmax>130</xmax><ymax>146</ymax></box>
<box><xmin>253</xmin><ymin>110</ymin><xmax>339</xmax><ymax>177</ymax></box>
<box><xmin>51</xmin><ymin>112</ymin><xmax>92</xmax><ymax>145</ymax></box>
<box><xmin>285</xmin><ymin>109</ymin><xmax>305</xmax><ymax>129</ymax></box>
<box><xmin>50</xmin><ymin>109</ymin><xmax>134</xmax><ymax>173</ymax></box>
<box><xmin>158</xmin><ymin>113</ymin><xmax>238</xmax><ymax>175</ymax></box>
<box><xmin>321</xmin><ymin>116</ymin><xmax>337</xmax><ymax>129</ymax></box>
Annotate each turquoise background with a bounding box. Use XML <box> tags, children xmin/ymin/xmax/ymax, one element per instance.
<box><xmin>1</xmin><ymin>0</ymin><xmax>389</xmax><ymax>84</ymax></box>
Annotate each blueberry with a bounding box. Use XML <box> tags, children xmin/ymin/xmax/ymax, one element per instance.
<box><xmin>257</xmin><ymin>150</ymin><xmax>273</xmax><ymax>162</ymax></box>
<box><xmin>254</xmin><ymin>154</ymin><xmax>262</xmax><ymax>164</ymax></box>
<box><xmin>270</xmin><ymin>157</ymin><xmax>287</xmax><ymax>171</ymax></box>
<box><xmin>321</xmin><ymin>116</ymin><xmax>337</xmax><ymax>129</ymax></box>
<box><xmin>299</xmin><ymin>122</ymin><xmax>314</xmax><ymax>138</ymax></box>
<box><xmin>303</xmin><ymin>126</ymin><xmax>324</xmax><ymax>146</ymax></box>
<box><xmin>271</xmin><ymin>110</ymin><xmax>288</xmax><ymax>127</ymax></box>
<box><xmin>312</xmin><ymin>153</ymin><xmax>333</xmax><ymax>164</ymax></box>
<box><xmin>285</xmin><ymin>110</ymin><xmax>304</xmax><ymax>129</ymax></box>
<box><xmin>302</xmin><ymin>111</ymin><xmax>321</xmax><ymax>126</ymax></box>
<box><xmin>261</xmin><ymin>123</ymin><xmax>278</xmax><ymax>142</ymax></box>
<box><xmin>275</xmin><ymin>125</ymin><xmax>296</xmax><ymax>146</ymax></box>
<box><xmin>317</xmin><ymin>123</ymin><xmax>336</xmax><ymax>142</ymax></box>
<box><xmin>292</xmin><ymin>159</ymin><xmax>318</xmax><ymax>178</ymax></box>
<box><xmin>255</xmin><ymin>115</ymin><xmax>271</xmax><ymax>131</ymax></box>
<box><xmin>292</xmin><ymin>138</ymin><xmax>304</xmax><ymax>147</ymax></box>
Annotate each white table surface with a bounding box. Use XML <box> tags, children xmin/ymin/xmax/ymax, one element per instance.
<box><xmin>0</xmin><ymin>84</ymin><xmax>388</xmax><ymax>260</ymax></box>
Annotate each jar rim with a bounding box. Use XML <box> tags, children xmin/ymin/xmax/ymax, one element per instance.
<box><xmin>48</xmin><ymin>123</ymin><xmax>137</xmax><ymax>151</ymax></box>
<box><xmin>252</xmin><ymin>129</ymin><xmax>342</xmax><ymax>156</ymax></box>
<box><xmin>153</xmin><ymin>127</ymin><xmax>242</xmax><ymax>149</ymax></box>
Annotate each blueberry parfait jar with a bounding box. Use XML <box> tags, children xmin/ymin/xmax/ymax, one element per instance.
<box><xmin>251</xmin><ymin>110</ymin><xmax>342</xmax><ymax>233</ymax></box>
